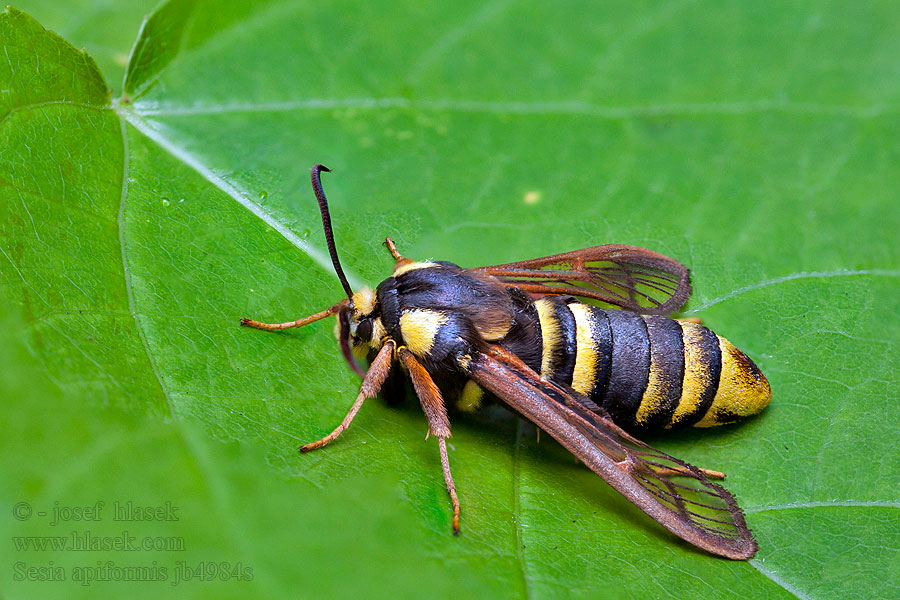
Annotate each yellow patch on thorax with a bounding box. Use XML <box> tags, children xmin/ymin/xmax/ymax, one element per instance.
<box><xmin>476</xmin><ymin>321</ymin><xmax>511</xmax><ymax>342</ymax></box>
<box><xmin>399</xmin><ymin>309</ymin><xmax>447</xmax><ymax>357</ymax></box>
<box><xmin>393</xmin><ymin>261</ymin><xmax>438</xmax><ymax>277</ymax></box>
<box><xmin>568</xmin><ymin>303</ymin><xmax>598</xmax><ymax>395</ymax></box>
<box><xmin>694</xmin><ymin>336</ymin><xmax>771</xmax><ymax>427</ymax></box>
<box><xmin>535</xmin><ymin>298</ymin><xmax>560</xmax><ymax>378</ymax></box>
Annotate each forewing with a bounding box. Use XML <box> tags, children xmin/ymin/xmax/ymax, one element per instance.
<box><xmin>473</xmin><ymin>244</ymin><xmax>691</xmax><ymax>315</ymax></box>
<box><xmin>463</xmin><ymin>345</ymin><xmax>757</xmax><ymax>559</ymax></box>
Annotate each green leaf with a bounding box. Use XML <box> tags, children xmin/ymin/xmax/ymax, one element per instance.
<box><xmin>9</xmin><ymin>0</ymin><xmax>159</xmax><ymax>97</ymax></box>
<box><xmin>3</xmin><ymin>2</ymin><xmax>899</xmax><ymax>599</ymax></box>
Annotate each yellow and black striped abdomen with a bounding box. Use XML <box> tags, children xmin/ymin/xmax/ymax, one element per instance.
<box><xmin>533</xmin><ymin>298</ymin><xmax>770</xmax><ymax>430</ymax></box>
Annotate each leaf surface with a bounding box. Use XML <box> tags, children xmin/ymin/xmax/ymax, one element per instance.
<box><xmin>2</xmin><ymin>3</ymin><xmax>899</xmax><ymax>598</ymax></box>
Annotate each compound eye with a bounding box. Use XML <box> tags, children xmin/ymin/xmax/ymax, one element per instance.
<box><xmin>356</xmin><ymin>318</ymin><xmax>373</xmax><ymax>342</ymax></box>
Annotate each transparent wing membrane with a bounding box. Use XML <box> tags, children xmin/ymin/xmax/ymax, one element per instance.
<box><xmin>475</xmin><ymin>244</ymin><xmax>691</xmax><ymax>315</ymax></box>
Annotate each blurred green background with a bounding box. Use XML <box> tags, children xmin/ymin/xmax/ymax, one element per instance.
<box><xmin>2</xmin><ymin>1</ymin><xmax>898</xmax><ymax>598</ymax></box>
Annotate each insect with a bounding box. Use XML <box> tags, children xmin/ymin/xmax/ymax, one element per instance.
<box><xmin>241</xmin><ymin>165</ymin><xmax>771</xmax><ymax>560</ymax></box>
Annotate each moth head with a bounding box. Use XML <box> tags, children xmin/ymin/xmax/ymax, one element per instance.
<box><xmin>347</xmin><ymin>286</ymin><xmax>381</xmax><ymax>346</ymax></box>
<box><xmin>243</xmin><ymin>165</ymin><xmax>397</xmax><ymax>378</ymax></box>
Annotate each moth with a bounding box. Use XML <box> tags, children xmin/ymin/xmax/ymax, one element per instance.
<box><xmin>242</xmin><ymin>165</ymin><xmax>771</xmax><ymax>560</ymax></box>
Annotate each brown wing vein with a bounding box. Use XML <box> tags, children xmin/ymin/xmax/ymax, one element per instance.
<box><xmin>473</xmin><ymin>244</ymin><xmax>691</xmax><ymax>315</ymax></box>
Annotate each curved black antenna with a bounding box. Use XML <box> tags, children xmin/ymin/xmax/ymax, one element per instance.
<box><xmin>311</xmin><ymin>164</ymin><xmax>354</xmax><ymax>300</ymax></box>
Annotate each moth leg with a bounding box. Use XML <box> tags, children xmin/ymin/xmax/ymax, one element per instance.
<box><xmin>614</xmin><ymin>457</ymin><xmax>725</xmax><ymax>480</ymax></box>
<box><xmin>300</xmin><ymin>340</ymin><xmax>395</xmax><ymax>452</ymax></box>
<box><xmin>241</xmin><ymin>302</ymin><xmax>343</xmax><ymax>331</ymax></box>
<box><xmin>677</xmin><ymin>317</ymin><xmax>704</xmax><ymax>325</ymax></box>
<box><xmin>384</xmin><ymin>237</ymin><xmax>404</xmax><ymax>261</ymax></box>
<box><xmin>438</xmin><ymin>437</ymin><xmax>461</xmax><ymax>535</ymax></box>
<box><xmin>650</xmin><ymin>465</ymin><xmax>726</xmax><ymax>480</ymax></box>
<box><xmin>399</xmin><ymin>347</ymin><xmax>461</xmax><ymax>535</ymax></box>
<box><xmin>384</xmin><ymin>237</ymin><xmax>417</xmax><ymax>273</ymax></box>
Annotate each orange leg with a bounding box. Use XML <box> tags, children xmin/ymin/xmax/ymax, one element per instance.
<box><xmin>384</xmin><ymin>237</ymin><xmax>416</xmax><ymax>271</ymax></box>
<box><xmin>299</xmin><ymin>341</ymin><xmax>395</xmax><ymax>452</ymax></box>
<box><xmin>384</xmin><ymin>237</ymin><xmax>404</xmax><ymax>261</ymax></box>
<box><xmin>677</xmin><ymin>317</ymin><xmax>704</xmax><ymax>325</ymax></box>
<box><xmin>399</xmin><ymin>347</ymin><xmax>461</xmax><ymax>535</ymax></box>
<box><xmin>438</xmin><ymin>437</ymin><xmax>461</xmax><ymax>535</ymax></box>
<box><xmin>652</xmin><ymin>465</ymin><xmax>726</xmax><ymax>480</ymax></box>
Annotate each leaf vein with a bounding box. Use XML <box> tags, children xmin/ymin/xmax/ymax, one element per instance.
<box><xmin>117</xmin><ymin>113</ymin><xmax>175</xmax><ymax>419</ymax></box>
<box><xmin>120</xmin><ymin>109</ymin><xmax>362</xmax><ymax>289</ymax></box>
<box><xmin>748</xmin><ymin>559</ymin><xmax>813</xmax><ymax>600</ymax></box>
<box><xmin>131</xmin><ymin>97</ymin><xmax>897</xmax><ymax>120</ymax></box>
<box><xmin>746</xmin><ymin>500</ymin><xmax>900</xmax><ymax>513</ymax></box>
<box><xmin>686</xmin><ymin>269</ymin><xmax>900</xmax><ymax>313</ymax></box>
<box><xmin>0</xmin><ymin>100</ymin><xmax>106</xmax><ymax>127</ymax></box>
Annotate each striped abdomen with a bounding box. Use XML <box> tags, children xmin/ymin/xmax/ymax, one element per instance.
<box><xmin>532</xmin><ymin>297</ymin><xmax>771</xmax><ymax>430</ymax></box>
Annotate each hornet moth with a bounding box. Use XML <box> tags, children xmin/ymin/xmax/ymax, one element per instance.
<box><xmin>241</xmin><ymin>165</ymin><xmax>771</xmax><ymax>560</ymax></box>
